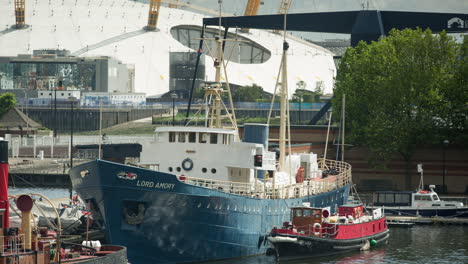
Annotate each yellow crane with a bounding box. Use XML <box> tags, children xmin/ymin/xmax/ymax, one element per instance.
<box><xmin>278</xmin><ymin>0</ymin><xmax>293</xmax><ymax>15</ymax></box>
<box><xmin>14</xmin><ymin>0</ymin><xmax>26</xmax><ymax>28</ymax></box>
<box><xmin>241</xmin><ymin>0</ymin><xmax>262</xmax><ymax>32</ymax></box>
<box><xmin>244</xmin><ymin>0</ymin><xmax>262</xmax><ymax>16</ymax></box>
<box><xmin>146</xmin><ymin>0</ymin><xmax>162</xmax><ymax>31</ymax></box>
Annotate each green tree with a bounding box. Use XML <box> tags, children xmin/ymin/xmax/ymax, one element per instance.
<box><xmin>0</xmin><ymin>93</ymin><xmax>16</xmax><ymax>117</ymax></box>
<box><xmin>292</xmin><ymin>80</ymin><xmax>324</xmax><ymax>103</ymax></box>
<box><xmin>232</xmin><ymin>83</ymin><xmax>264</xmax><ymax>102</ymax></box>
<box><xmin>333</xmin><ymin>28</ymin><xmax>467</xmax><ymax>190</ymax></box>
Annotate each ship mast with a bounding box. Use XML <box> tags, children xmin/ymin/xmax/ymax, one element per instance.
<box><xmin>278</xmin><ymin>13</ymin><xmax>289</xmax><ymax>171</ymax></box>
<box><xmin>201</xmin><ymin>0</ymin><xmax>237</xmax><ymax>130</ymax></box>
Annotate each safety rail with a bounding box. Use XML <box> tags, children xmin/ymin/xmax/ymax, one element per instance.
<box><xmin>0</xmin><ymin>234</ymin><xmax>26</xmax><ymax>256</ymax></box>
<box><xmin>292</xmin><ymin>223</ymin><xmax>340</xmax><ymax>238</ymax></box>
<box><xmin>178</xmin><ymin>158</ymin><xmax>352</xmax><ymax>199</ymax></box>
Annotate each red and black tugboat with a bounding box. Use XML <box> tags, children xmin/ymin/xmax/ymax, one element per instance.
<box><xmin>267</xmin><ymin>203</ymin><xmax>389</xmax><ymax>260</ymax></box>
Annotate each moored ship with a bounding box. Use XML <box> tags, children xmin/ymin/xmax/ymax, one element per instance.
<box><xmin>69</xmin><ymin>9</ymin><xmax>353</xmax><ymax>263</ymax></box>
<box><xmin>267</xmin><ymin>204</ymin><xmax>389</xmax><ymax>260</ymax></box>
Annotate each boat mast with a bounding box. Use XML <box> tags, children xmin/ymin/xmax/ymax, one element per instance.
<box><xmin>278</xmin><ymin>12</ymin><xmax>289</xmax><ymax>171</ymax></box>
<box><xmin>201</xmin><ymin>0</ymin><xmax>237</xmax><ymax>129</ymax></box>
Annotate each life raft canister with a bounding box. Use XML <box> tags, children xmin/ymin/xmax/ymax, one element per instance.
<box><xmin>182</xmin><ymin>158</ymin><xmax>194</xmax><ymax>171</ymax></box>
<box><xmin>296</xmin><ymin>166</ymin><xmax>305</xmax><ymax>183</ymax></box>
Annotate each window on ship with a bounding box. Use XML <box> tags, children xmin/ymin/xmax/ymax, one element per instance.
<box><xmin>178</xmin><ymin>132</ymin><xmax>186</xmax><ymax>143</ymax></box>
<box><xmin>199</xmin><ymin>133</ymin><xmax>207</xmax><ymax>143</ymax></box>
<box><xmin>210</xmin><ymin>133</ymin><xmax>218</xmax><ymax>144</ymax></box>
<box><xmin>432</xmin><ymin>194</ymin><xmax>440</xmax><ymax>201</ymax></box>
<box><xmin>188</xmin><ymin>132</ymin><xmax>196</xmax><ymax>143</ymax></box>
<box><xmin>222</xmin><ymin>134</ymin><xmax>230</xmax><ymax>144</ymax></box>
<box><xmin>169</xmin><ymin>132</ymin><xmax>176</xmax><ymax>142</ymax></box>
<box><xmin>415</xmin><ymin>195</ymin><xmax>431</xmax><ymax>201</ymax></box>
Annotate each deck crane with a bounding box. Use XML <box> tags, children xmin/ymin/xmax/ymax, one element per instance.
<box><xmin>146</xmin><ymin>0</ymin><xmax>162</xmax><ymax>31</ymax></box>
<box><xmin>14</xmin><ymin>0</ymin><xmax>26</xmax><ymax>28</ymax></box>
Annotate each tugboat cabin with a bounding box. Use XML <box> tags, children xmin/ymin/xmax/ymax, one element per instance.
<box><xmin>289</xmin><ymin>206</ymin><xmax>328</xmax><ymax>235</ymax></box>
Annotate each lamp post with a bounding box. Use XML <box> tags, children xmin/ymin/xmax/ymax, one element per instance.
<box><xmin>54</xmin><ymin>88</ymin><xmax>57</xmax><ymax>137</ymax></box>
<box><xmin>298</xmin><ymin>92</ymin><xmax>303</xmax><ymax>124</ymax></box>
<box><xmin>68</xmin><ymin>96</ymin><xmax>77</xmax><ymax>203</ymax></box>
<box><xmin>170</xmin><ymin>92</ymin><xmax>177</xmax><ymax>126</ymax></box>
<box><xmin>68</xmin><ymin>96</ymin><xmax>77</xmax><ymax>168</ymax></box>
<box><xmin>442</xmin><ymin>139</ymin><xmax>449</xmax><ymax>193</ymax></box>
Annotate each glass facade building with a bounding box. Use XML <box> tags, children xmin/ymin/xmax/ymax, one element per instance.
<box><xmin>170</xmin><ymin>25</ymin><xmax>271</xmax><ymax>64</ymax></box>
<box><xmin>0</xmin><ymin>51</ymin><xmax>133</xmax><ymax>96</ymax></box>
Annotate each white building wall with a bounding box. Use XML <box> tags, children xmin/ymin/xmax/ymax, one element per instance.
<box><xmin>0</xmin><ymin>0</ymin><xmax>336</xmax><ymax>97</ymax></box>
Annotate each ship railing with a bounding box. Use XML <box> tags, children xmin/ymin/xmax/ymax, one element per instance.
<box><xmin>181</xmin><ymin>177</ymin><xmax>253</xmax><ymax>195</ymax></box>
<box><xmin>0</xmin><ymin>234</ymin><xmax>26</xmax><ymax>256</ymax></box>
<box><xmin>293</xmin><ymin>223</ymin><xmax>340</xmax><ymax>238</ymax></box>
<box><xmin>177</xmin><ymin>158</ymin><xmax>352</xmax><ymax>199</ymax></box>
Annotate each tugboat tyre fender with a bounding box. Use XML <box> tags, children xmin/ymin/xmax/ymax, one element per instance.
<box><xmin>182</xmin><ymin>158</ymin><xmax>194</xmax><ymax>171</ymax></box>
<box><xmin>313</xmin><ymin>223</ymin><xmax>321</xmax><ymax>236</ymax></box>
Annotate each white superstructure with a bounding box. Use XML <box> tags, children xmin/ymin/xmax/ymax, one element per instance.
<box><xmin>0</xmin><ymin>0</ymin><xmax>336</xmax><ymax>96</ymax></box>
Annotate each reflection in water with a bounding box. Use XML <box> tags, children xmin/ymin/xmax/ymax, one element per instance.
<box><xmin>7</xmin><ymin>188</ymin><xmax>468</xmax><ymax>264</ymax></box>
<box><xmin>205</xmin><ymin>226</ymin><xmax>467</xmax><ymax>264</ymax></box>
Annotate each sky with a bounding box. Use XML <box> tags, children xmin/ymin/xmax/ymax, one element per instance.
<box><xmin>187</xmin><ymin>0</ymin><xmax>468</xmax><ymax>41</ymax></box>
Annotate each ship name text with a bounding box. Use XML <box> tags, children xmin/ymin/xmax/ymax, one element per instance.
<box><xmin>136</xmin><ymin>180</ymin><xmax>175</xmax><ymax>190</ymax></box>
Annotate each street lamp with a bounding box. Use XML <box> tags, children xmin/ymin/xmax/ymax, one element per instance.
<box><xmin>298</xmin><ymin>91</ymin><xmax>303</xmax><ymax>124</ymax></box>
<box><xmin>170</xmin><ymin>92</ymin><xmax>177</xmax><ymax>126</ymax></box>
<box><xmin>442</xmin><ymin>139</ymin><xmax>449</xmax><ymax>193</ymax></box>
<box><xmin>68</xmin><ymin>96</ymin><xmax>77</xmax><ymax>203</ymax></box>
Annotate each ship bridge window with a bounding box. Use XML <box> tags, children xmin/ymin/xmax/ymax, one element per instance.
<box><xmin>178</xmin><ymin>132</ymin><xmax>186</xmax><ymax>143</ymax></box>
<box><xmin>303</xmin><ymin>210</ymin><xmax>311</xmax><ymax>217</ymax></box>
<box><xmin>188</xmin><ymin>132</ymin><xmax>196</xmax><ymax>143</ymax></box>
<box><xmin>415</xmin><ymin>195</ymin><xmax>431</xmax><ymax>201</ymax></box>
<box><xmin>199</xmin><ymin>133</ymin><xmax>208</xmax><ymax>143</ymax></box>
<box><xmin>222</xmin><ymin>134</ymin><xmax>231</xmax><ymax>144</ymax></box>
<box><xmin>169</xmin><ymin>132</ymin><xmax>176</xmax><ymax>142</ymax></box>
<box><xmin>210</xmin><ymin>133</ymin><xmax>218</xmax><ymax>144</ymax></box>
<box><xmin>294</xmin><ymin>209</ymin><xmax>302</xmax><ymax>217</ymax></box>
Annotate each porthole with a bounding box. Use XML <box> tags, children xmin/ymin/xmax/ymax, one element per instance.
<box><xmin>202</xmin><ymin>168</ymin><xmax>207</xmax><ymax>173</ymax></box>
<box><xmin>176</xmin><ymin>167</ymin><xmax>181</xmax><ymax>172</ymax></box>
<box><xmin>211</xmin><ymin>168</ymin><xmax>217</xmax><ymax>174</ymax></box>
<box><xmin>168</xmin><ymin>167</ymin><xmax>173</xmax><ymax>172</ymax></box>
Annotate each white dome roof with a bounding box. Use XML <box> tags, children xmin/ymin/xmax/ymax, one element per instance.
<box><xmin>0</xmin><ymin>0</ymin><xmax>336</xmax><ymax>96</ymax></box>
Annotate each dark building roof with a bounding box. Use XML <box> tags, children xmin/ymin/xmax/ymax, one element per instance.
<box><xmin>0</xmin><ymin>107</ymin><xmax>42</xmax><ymax>129</ymax></box>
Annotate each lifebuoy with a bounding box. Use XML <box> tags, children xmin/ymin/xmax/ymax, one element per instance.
<box><xmin>182</xmin><ymin>158</ymin><xmax>194</xmax><ymax>171</ymax></box>
<box><xmin>313</xmin><ymin>223</ymin><xmax>321</xmax><ymax>236</ymax></box>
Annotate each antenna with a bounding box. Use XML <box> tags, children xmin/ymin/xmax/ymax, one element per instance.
<box><xmin>417</xmin><ymin>163</ymin><xmax>424</xmax><ymax>191</ymax></box>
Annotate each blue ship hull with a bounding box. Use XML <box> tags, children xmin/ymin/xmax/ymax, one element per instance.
<box><xmin>70</xmin><ymin>160</ymin><xmax>351</xmax><ymax>264</ymax></box>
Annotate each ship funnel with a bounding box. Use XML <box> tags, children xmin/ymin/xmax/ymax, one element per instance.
<box><xmin>16</xmin><ymin>195</ymin><xmax>34</xmax><ymax>250</ymax></box>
